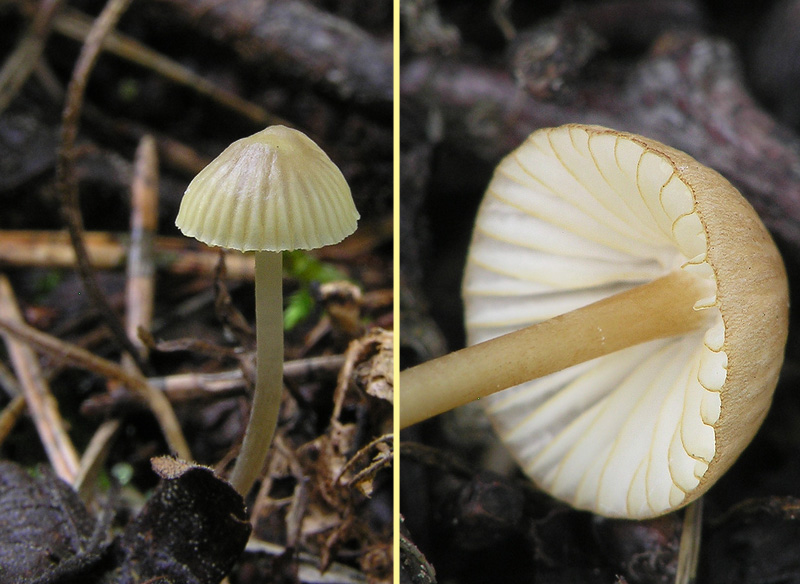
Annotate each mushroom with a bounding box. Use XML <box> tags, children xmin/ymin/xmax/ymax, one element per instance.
<box><xmin>400</xmin><ymin>124</ymin><xmax>788</xmax><ymax>518</ymax></box>
<box><xmin>176</xmin><ymin>125</ymin><xmax>359</xmax><ymax>496</ymax></box>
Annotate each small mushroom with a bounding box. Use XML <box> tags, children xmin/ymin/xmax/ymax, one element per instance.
<box><xmin>176</xmin><ymin>125</ymin><xmax>359</xmax><ymax>496</ymax></box>
<box><xmin>400</xmin><ymin>124</ymin><xmax>788</xmax><ymax>518</ymax></box>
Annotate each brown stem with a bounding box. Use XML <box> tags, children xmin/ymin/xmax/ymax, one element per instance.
<box><xmin>400</xmin><ymin>270</ymin><xmax>712</xmax><ymax>428</ymax></box>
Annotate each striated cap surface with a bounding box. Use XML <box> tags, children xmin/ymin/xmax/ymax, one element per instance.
<box><xmin>176</xmin><ymin>125</ymin><xmax>359</xmax><ymax>252</ymax></box>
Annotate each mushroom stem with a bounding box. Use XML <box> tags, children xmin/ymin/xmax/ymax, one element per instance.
<box><xmin>229</xmin><ymin>250</ymin><xmax>284</xmax><ymax>496</ymax></box>
<box><xmin>400</xmin><ymin>269</ymin><xmax>712</xmax><ymax>429</ymax></box>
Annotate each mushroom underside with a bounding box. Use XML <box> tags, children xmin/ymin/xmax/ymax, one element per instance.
<box><xmin>463</xmin><ymin>125</ymin><xmax>732</xmax><ymax>518</ymax></box>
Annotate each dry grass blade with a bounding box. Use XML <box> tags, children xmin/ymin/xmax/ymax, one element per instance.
<box><xmin>0</xmin><ymin>396</ymin><xmax>26</xmax><ymax>448</ymax></box>
<box><xmin>74</xmin><ymin>419</ymin><xmax>121</xmax><ymax>499</ymax></box>
<box><xmin>55</xmin><ymin>0</ymin><xmax>149</xmax><ymax>375</ymax></box>
<box><xmin>124</xmin><ymin>134</ymin><xmax>159</xmax><ymax>363</ymax></box>
<box><xmin>676</xmin><ymin>498</ymin><xmax>703</xmax><ymax>584</ymax></box>
<box><xmin>0</xmin><ymin>275</ymin><xmax>80</xmax><ymax>483</ymax></box>
<box><xmin>0</xmin><ymin>0</ymin><xmax>64</xmax><ymax>114</ymax></box>
<box><xmin>52</xmin><ymin>7</ymin><xmax>286</xmax><ymax>126</ymax></box>
<box><xmin>0</xmin><ymin>314</ymin><xmax>191</xmax><ymax>459</ymax></box>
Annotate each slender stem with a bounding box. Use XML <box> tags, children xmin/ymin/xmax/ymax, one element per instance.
<box><xmin>400</xmin><ymin>270</ymin><xmax>712</xmax><ymax>429</ymax></box>
<box><xmin>229</xmin><ymin>250</ymin><xmax>284</xmax><ymax>496</ymax></box>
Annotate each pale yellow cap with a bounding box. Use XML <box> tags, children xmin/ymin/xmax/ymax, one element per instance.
<box><xmin>175</xmin><ymin>125</ymin><xmax>359</xmax><ymax>252</ymax></box>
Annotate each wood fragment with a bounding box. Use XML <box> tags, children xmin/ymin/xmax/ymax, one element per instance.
<box><xmin>77</xmin><ymin>134</ymin><xmax>164</xmax><ymax>500</ymax></box>
<box><xmin>0</xmin><ymin>275</ymin><xmax>80</xmax><ymax>483</ymax></box>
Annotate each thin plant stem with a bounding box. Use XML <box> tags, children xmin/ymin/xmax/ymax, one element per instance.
<box><xmin>0</xmin><ymin>0</ymin><xmax>64</xmax><ymax>114</ymax></box>
<box><xmin>400</xmin><ymin>270</ymin><xmax>712</xmax><ymax>428</ymax></box>
<box><xmin>0</xmin><ymin>315</ymin><xmax>191</xmax><ymax>459</ymax></box>
<box><xmin>0</xmin><ymin>275</ymin><xmax>80</xmax><ymax>482</ymax></box>
<box><xmin>229</xmin><ymin>250</ymin><xmax>284</xmax><ymax>496</ymax></box>
<box><xmin>676</xmin><ymin>498</ymin><xmax>703</xmax><ymax>584</ymax></box>
<box><xmin>56</xmin><ymin>0</ymin><xmax>150</xmax><ymax>374</ymax></box>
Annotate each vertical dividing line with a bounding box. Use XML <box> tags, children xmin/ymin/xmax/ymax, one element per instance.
<box><xmin>392</xmin><ymin>0</ymin><xmax>401</xmax><ymax>580</ymax></box>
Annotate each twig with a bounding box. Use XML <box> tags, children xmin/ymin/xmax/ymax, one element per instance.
<box><xmin>74</xmin><ymin>419</ymin><xmax>121</xmax><ymax>498</ymax></box>
<box><xmin>51</xmin><ymin>7</ymin><xmax>285</xmax><ymax>126</ymax></box>
<box><xmin>274</xmin><ymin>435</ymin><xmax>311</xmax><ymax>550</ymax></box>
<box><xmin>676</xmin><ymin>498</ymin><xmax>703</xmax><ymax>584</ymax></box>
<box><xmin>333</xmin><ymin>433</ymin><xmax>393</xmax><ymax>488</ymax></box>
<box><xmin>0</xmin><ymin>275</ymin><xmax>80</xmax><ymax>483</ymax></box>
<box><xmin>55</xmin><ymin>0</ymin><xmax>150</xmax><ymax>374</ymax></box>
<box><xmin>81</xmin><ymin>355</ymin><xmax>347</xmax><ymax>415</ymax></box>
<box><xmin>0</xmin><ymin>315</ymin><xmax>191</xmax><ymax>459</ymax></box>
<box><xmin>213</xmin><ymin>253</ymin><xmax>256</xmax><ymax>348</ymax></box>
<box><xmin>0</xmin><ymin>0</ymin><xmax>64</xmax><ymax>114</ymax></box>
<box><xmin>0</xmin><ymin>360</ymin><xmax>22</xmax><ymax>398</ymax></box>
<box><xmin>330</xmin><ymin>338</ymin><xmax>365</xmax><ymax>423</ymax></box>
<box><xmin>124</xmin><ymin>134</ymin><xmax>159</xmax><ymax>364</ymax></box>
<box><xmin>0</xmin><ymin>396</ymin><xmax>26</xmax><ymax>448</ymax></box>
<box><xmin>76</xmin><ymin>134</ymin><xmax>162</xmax><ymax>499</ymax></box>
<box><xmin>157</xmin><ymin>354</ymin><xmax>346</xmax><ymax>394</ymax></box>
<box><xmin>0</xmin><ymin>230</ymin><xmax>256</xmax><ymax>280</ymax></box>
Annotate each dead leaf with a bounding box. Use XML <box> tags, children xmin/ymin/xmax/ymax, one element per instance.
<box><xmin>0</xmin><ymin>461</ymin><xmax>109</xmax><ymax>584</ymax></box>
<box><xmin>109</xmin><ymin>457</ymin><xmax>251</xmax><ymax>584</ymax></box>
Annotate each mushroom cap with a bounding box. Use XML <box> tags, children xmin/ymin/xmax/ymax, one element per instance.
<box><xmin>462</xmin><ymin>124</ymin><xmax>788</xmax><ymax>518</ymax></box>
<box><xmin>175</xmin><ymin>125</ymin><xmax>359</xmax><ymax>252</ymax></box>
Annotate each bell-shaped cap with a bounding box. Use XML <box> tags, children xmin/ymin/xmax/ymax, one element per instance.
<box><xmin>175</xmin><ymin>125</ymin><xmax>359</xmax><ymax>252</ymax></box>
